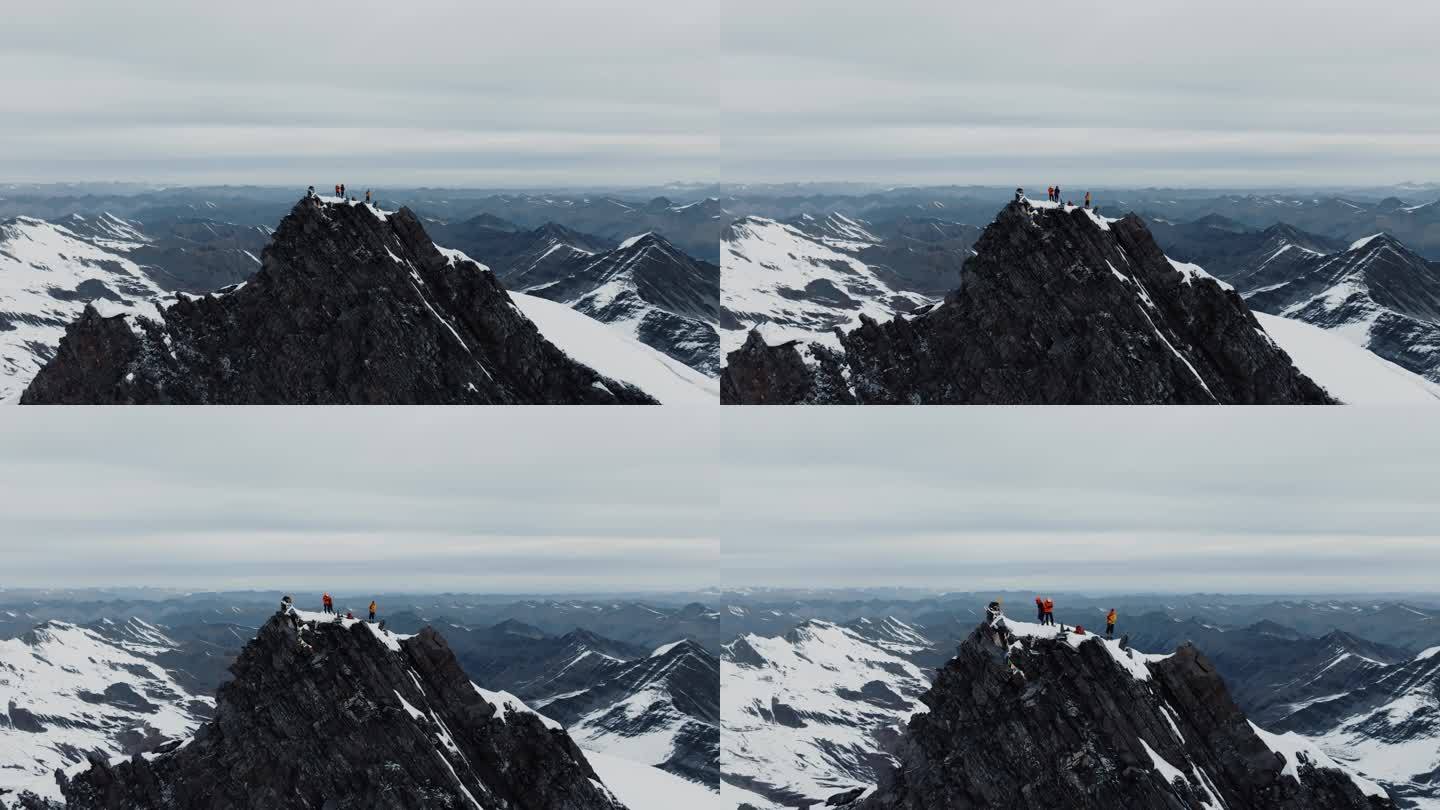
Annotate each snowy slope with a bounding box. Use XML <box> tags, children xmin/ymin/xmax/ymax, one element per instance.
<box><xmin>0</xmin><ymin>217</ymin><xmax>170</xmax><ymax>401</ymax></box>
<box><xmin>511</xmin><ymin>293</ymin><xmax>718</xmax><ymax>404</ymax></box>
<box><xmin>1244</xmin><ymin>233</ymin><xmax>1440</xmax><ymax>383</ymax></box>
<box><xmin>0</xmin><ymin>620</ymin><xmax>211</xmax><ymax>801</ymax></box>
<box><xmin>1291</xmin><ymin>645</ymin><xmax>1440</xmax><ymax>808</ymax></box>
<box><xmin>721</xmin><ymin>217</ymin><xmax>934</xmax><ymax>355</ymax></box>
<box><xmin>516</xmin><ymin>233</ymin><xmax>721</xmax><ymax>377</ymax></box>
<box><xmin>1255</xmin><ymin>312</ymin><xmax>1440</xmax><ymax>404</ymax></box>
<box><xmin>721</xmin><ymin>619</ymin><xmax>932</xmax><ymax>807</ymax></box>
<box><xmin>543</xmin><ymin>638</ymin><xmax>719</xmax><ymax>789</ymax></box>
<box><xmin>584</xmin><ymin>750</ymin><xmax>723</xmax><ymax>810</ymax></box>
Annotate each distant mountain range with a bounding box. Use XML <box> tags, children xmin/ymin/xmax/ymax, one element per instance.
<box><xmin>1151</xmin><ymin>218</ymin><xmax>1440</xmax><ymax>383</ymax></box>
<box><xmin>431</xmin><ymin>214</ymin><xmax>720</xmax><ymax>376</ymax></box>
<box><xmin>0</xmin><ymin>595</ymin><xmax>723</xmax><ymax>807</ymax></box>
<box><xmin>719</xmin><ymin>197</ymin><xmax>1440</xmax><ymax>404</ymax></box>
<box><xmin>12</xmin><ymin>197</ymin><xmax>716</xmax><ymax>404</ymax></box>
<box><xmin>719</xmin><ymin>593</ymin><xmax>1439</xmax><ymax>809</ymax></box>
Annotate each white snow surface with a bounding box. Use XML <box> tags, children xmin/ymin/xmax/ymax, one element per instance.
<box><xmin>584</xmin><ymin>750</ymin><xmax>722</xmax><ymax>810</ymax></box>
<box><xmin>1255</xmin><ymin>313</ymin><xmax>1440</xmax><ymax>404</ymax></box>
<box><xmin>1138</xmin><ymin>738</ymin><xmax>1189</xmax><ymax>790</ymax></box>
<box><xmin>434</xmin><ymin>244</ymin><xmax>485</xmax><ymax>270</ymax></box>
<box><xmin>722</xmin><ymin>619</ymin><xmax>930</xmax><ymax>803</ymax></box>
<box><xmin>0</xmin><ymin>217</ymin><xmax>172</xmax><ymax>400</ymax></box>
<box><xmin>510</xmin><ymin>292</ymin><xmax>717</xmax><ymax>403</ymax></box>
<box><xmin>472</xmin><ymin>684</ymin><xmax>563</xmax><ymax>731</ymax></box>
<box><xmin>1003</xmin><ymin>616</ymin><xmax>1171</xmax><ymax>681</ymax></box>
<box><xmin>1301</xmin><ymin>651</ymin><xmax>1440</xmax><ymax>805</ymax></box>
<box><xmin>1349</xmin><ymin>233</ymin><xmax>1385</xmax><ymax>251</ymax></box>
<box><xmin>0</xmin><ymin>621</ymin><xmax>211</xmax><ymax>800</ymax></box>
<box><xmin>617</xmin><ymin>232</ymin><xmax>654</xmax><ymax>251</ymax></box>
<box><xmin>1250</xmin><ymin>722</ymin><xmax>1388</xmax><ymax>799</ymax></box>
<box><xmin>1168</xmin><ymin>257</ymin><xmax>1235</xmax><ymax>292</ymax></box>
<box><xmin>720</xmin><ymin>217</ymin><xmax>934</xmax><ymax>355</ymax></box>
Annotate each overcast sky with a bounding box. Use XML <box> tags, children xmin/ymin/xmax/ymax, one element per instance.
<box><xmin>7</xmin><ymin>2</ymin><xmax>1438</xmax><ymax>188</ymax></box>
<box><xmin>719</xmin><ymin>408</ymin><xmax>1440</xmax><ymax>593</ymax></box>
<box><xmin>0</xmin><ymin>1</ymin><xmax>716</xmax><ymax>186</ymax></box>
<box><xmin>3</xmin><ymin>408</ymin><xmax>1436</xmax><ymax>594</ymax></box>
<box><xmin>0</xmin><ymin>409</ymin><xmax>717</xmax><ymax>592</ymax></box>
<box><xmin>721</xmin><ymin>0</ymin><xmax>1440</xmax><ymax>187</ymax></box>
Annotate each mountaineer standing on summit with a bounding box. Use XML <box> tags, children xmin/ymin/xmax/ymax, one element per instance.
<box><xmin>1043</xmin><ymin>597</ymin><xmax>1055</xmax><ymax>626</ymax></box>
<box><xmin>369</xmin><ymin>600</ymin><xmax>378</xmax><ymax>622</ymax></box>
<box><xmin>1106</xmin><ymin>608</ymin><xmax>1117</xmax><ymax>639</ymax></box>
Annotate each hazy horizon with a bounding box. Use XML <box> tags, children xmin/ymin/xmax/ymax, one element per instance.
<box><xmin>2</xmin><ymin>1</ymin><xmax>716</xmax><ymax>186</ymax></box>
<box><xmin>0</xmin><ymin>409</ymin><xmax>718</xmax><ymax>591</ymax></box>
<box><xmin>720</xmin><ymin>409</ymin><xmax>1440</xmax><ymax>593</ymax></box>
<box><xmin>9</xmin><ymin>2</ymin><xmax>1440</xmax><ymax>187</ymax></box>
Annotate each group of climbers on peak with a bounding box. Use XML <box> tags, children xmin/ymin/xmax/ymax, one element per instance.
<box><xmin>1044</xmin><ymin>185</ymin><xmax>1095</xmax><ymax>209</ymax></box>
<box><xmin>1034</xmin><ymin>595</ymin><xmax>1056</xmax><ymax>625</ymax></box>
<box><xmin>304</xmin><ymin>184</ymin><xmax>375</xmax><ymax>206</ymax></box>
<box><xmin>1036</xmin><ymin>593</ymin><xmax>1059</xmax><ymax>625</ymax></box>
<box><xmin>315</xmin><ymin>592</ymin><xmax>380</xmax><ymax>622</ymax></box>
<box><xmin>1020</xmin><ymin>596</ymin><xmax>1118</xmax><ymax>638</ymax></box>
<box><xmin>1016</xmin><ymin>186</ymin><xmax>1097</xmax><ymax>213</ymax></box>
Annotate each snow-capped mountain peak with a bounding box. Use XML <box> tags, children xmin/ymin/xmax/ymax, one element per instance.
<box><xmin>722</xmin><ymin>619</ymin><xmax>930</xmax><ymax>808</ymax></box>
<box><xmin>0</xmin><ymin>619</ymin><xmax>210</xmax><ymax>802</ymax></box>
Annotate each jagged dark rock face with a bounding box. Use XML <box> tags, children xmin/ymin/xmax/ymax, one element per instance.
<box><xmin>720</xmin><ymin>330</ymin><xmax>855</xmax><ymax>405</ymax></box>
<box><xmin>723</xmin><ymin>202</ymin><xmax>1335</xmax><ymax>404</ymax></box>
<box><xmin>839</xmin><ymin>621</ymin><xmax>1389</xmax><ymax>810</ymax></box>
<box><xmin>58</xmin><ymin>613</ymin><xmax>627</xmax><ymax>810</ymax></box>
<box><xmin>21</xmin><ymin>197</ymin><xmax>657</xmax><ymax>404</ymax></box>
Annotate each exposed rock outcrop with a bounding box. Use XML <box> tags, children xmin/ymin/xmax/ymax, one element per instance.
<box><xmin>836</xmin><ymin>619</ymin><xmax>1390</xmax><ymax>810</ymax></box>
<box><xmin>21</xmin><ymin>197</ymin><xmax>657</xmax><ymax>404</ymax></box>
<box><xmin>722</xmin><ymin>202</ymin><xmax>1335</xmax><ymax>404</ymax></box>
<box><xmin>58</xmin><ymin>612</ymin><xmax>628</xmax><ymax>810</ymax></box>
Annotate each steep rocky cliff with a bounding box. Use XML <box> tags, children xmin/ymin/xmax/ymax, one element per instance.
<box><xmin>836</xmin><ymin>617</ymin><xmax>1390</xmax><ymax>810</ymax></box>
<box><xmin>57</xmin><ymin>611</ymin><xmax>629</xmax><ymax>810</ymax></box>
<box><xmin>21</xmin><ymin>197</ymin><xmax>658</xmax><ymax>404</ymax></box>
<box><xmin>722</xmin><ymin>201</ymin><xmax>1335</xmax><ymax>404</ymax></box>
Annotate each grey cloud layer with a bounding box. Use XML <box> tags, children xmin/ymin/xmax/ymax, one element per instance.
<box><xmin>3</xmin><ymin>408</ymin><xmax>1436</xmax><ymax>594</ymax></box>
<box><xmin>718</xmin><ymin>409</ymin><xmax>1440</xmax><ymax>593</ymax></box>
<box><xmin>9</xmin><ymin>1</ymin><xmax>1438</xmax><ymax>186</ymax></box>
<box><xmin>0</xmin><ymin>0</ymin><xmax>716</xmax><ymax>185</ymax></box>
<box><xmin>720</xmin><ymin>0</ymin><xmax>1440</xmax><ymax>185</ymax></box>
<box><xmin>0</xmin><ymin>409</ymin><xmax>717</xmax><ymax>591</ymax></box>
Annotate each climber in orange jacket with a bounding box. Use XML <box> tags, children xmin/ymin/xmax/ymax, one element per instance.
<box><xmin>1042</xmin><ymin>597</ymin><xmax>1055</xmax><ymax>626</ymax></box>
<box><xmin>1106</xmin><ymin>608</ymin><xmax>1117</xmax><ymax>639</ymax></box>
<box><xmin>1035</xmin><ymin>596</ymin><xmax>1045</xmax><ymax>623</ymax></box>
